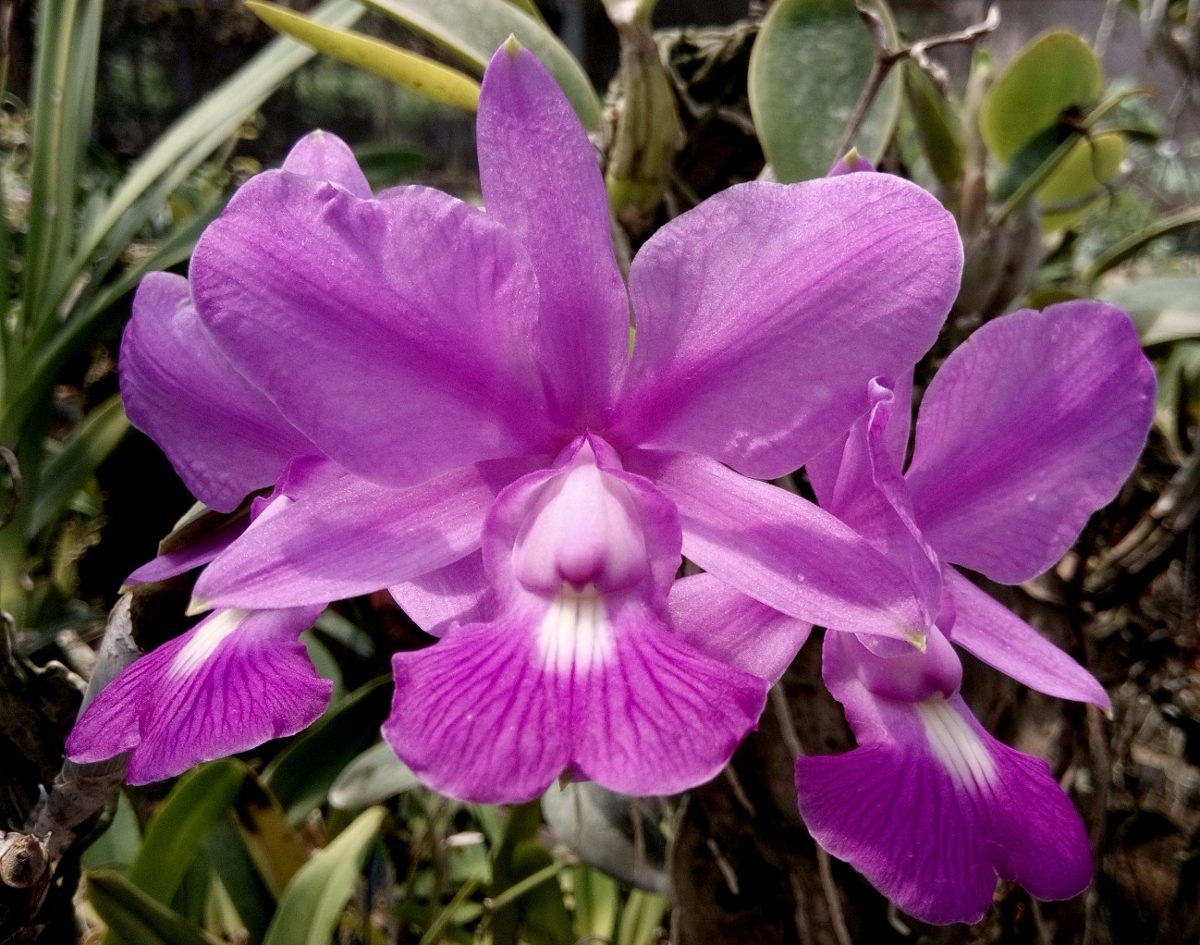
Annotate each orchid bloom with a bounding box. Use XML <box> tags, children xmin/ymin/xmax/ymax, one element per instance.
<box><xmin>65</xmin><ymin>136</ymin><xmax>372</xmax><ymax>781</ymax></box>
<box><xmin>795</xmin><ymin>302</ymin><xmax>1155</xmax><ymax>923</ymax></box>
<box><xmin>71</xmin><ymin>43</ymin><xmax>964</xmax><ymax>799</ymax></box>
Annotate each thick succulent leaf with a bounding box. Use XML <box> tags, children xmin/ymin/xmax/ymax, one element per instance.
<box><xmin>980</xmin><ymin>30</ymin><xmax>1101</xmax><ymax>162</ymax></box>
<box><xmin>748</xmin><ymin>0</ymin><xmax>902</xmax><ymax>181</ymax></box>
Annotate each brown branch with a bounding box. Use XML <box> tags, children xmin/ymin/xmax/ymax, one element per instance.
<box><xmin>833</xmin><ymin>2</ymin><xmax>1000</xmax><ymax>161</ymax></box>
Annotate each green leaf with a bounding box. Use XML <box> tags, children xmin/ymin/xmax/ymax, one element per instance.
<box><xmin>231</xmin><ymin>771</ymin><xmax>311</xmax><ymax>899</ymax></box>
<box><xmin>748</xmin><ymin>0</ymin><xmax>902</xmax><ymax>182</ymax></box>
<box><xmin>616</xmin><ymin>889</ymin><xmax>667</xmax><ymax>945</ymax></box>
<box><xmin>82</xmin><ymin>790</ymin><xmax>142</xmax><ymax>873</ymax></box>
<box><xmin>1084</xmin><ymin>207</ymin><xmax>1200</xmax><ymax>287</ymax></box>
<box><xmin>902</xmin><ymin>61</ymin><xmax>964</xmax><ymax>185</ymax></box>
<box><xmin>59</xmin><ymin>0</ymin><xmax>365</xmax><ymax>325</ymax></box>
<box><xmin>123</xmin><ymin>761</ymin><xmax>246</xmax><ymax>909</ymax></box>
<box><xmin>364</xmin><ymin>0</ymin><xmax>602</xmax><ymax>130</ymax></box>
<box><xmin>205</xmin><ymin>819</ymin><xmax>276</xmax><ymax>943</ymax></box>
<box><xmin>22</xmin><ymin>0</ymin><xmax>104</xmax><ymax>329</ymax></box>
<box><xmin>1101</xmin><ymin>275</ymin><xmax>1200</xmax><ymax>346</ymax></box>
<box><xmin>247</xmin><ymin>1</ymin><xmax>480</xmax><ymax>112</ymax></box>
<box><xmin>329</xmin><ymin>740</ymin><xmax>421</xmax><ymax>809</ymax></box>
<box><xmin>571</xmin><ymin>867</ymin><xmax>618</xmax><ymax>943</ymax></box>
<box><xmin>979</xmin><ymin>30</ymin><xmax>1101</xmax><ymax>162</ymax></box>
<box><xmin>262</xmin><ymin>676</ymin><xmax>393</xmax><ymax>823</ymax></box>
<box><xmin>87</xmin><ymin>871</ymin><xmax>214</xmax><ymax>945</ymax></box>
<box><xmin>28</xmin><ymin>394</ymin><xmax>128</xmax><ymax>537</ymax></box>
<box><xmin>260</xmin><ymin>807</ymin><xmax>385</xmax><ymax>945</ymax></box>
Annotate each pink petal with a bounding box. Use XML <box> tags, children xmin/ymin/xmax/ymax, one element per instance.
<box><xmin>906</xmin><ymin>302</ymin><xmax>1156</xmax><ymax>583</ymax></box>
<box><xmin>121</xmin><ymin>273</ymin><xmax>314</xmax><ymax>512</ymax></box>
<box><xmin>281</xmin><ymin>130</ymin><xmax>371</xmax><ymax>197</ymax></box>
<box><xmin>667</xmin><ymin>573</ymin><xmax>811</xmax><ymax>681</ymax></box>
<box><xmin>384</xmin><ymin>595</ymin><xmax>766</xmax><ymax>803</ymax></box>
<box><xmin>613</xmin><ymin>175</ymin><xmax>961</xmax><ymax>478</ymax></box>
<box><xmin>124</xmin><ymin>516</ymin><xmax>247</xmax><ymax>585</ymax></box>
<box><xmin>946</xmin><ymin>568</ymin><xmax>1110</xmax><ymax>708</ymax></box>
<box><xmin>190</xmin><ymin>174</ymin><xmax>557</xmax><ymax>488</ymax></box>
<box><xmin>67</xmin><ymin>606</ymin><xmax>329</xmax><ymax>783</ymax></box>
<box><xmin>811</xmin><ymin>379</ymin><xmax>942</xmax><ymax>631</ymax></box>
<box><xmin>798</xmin><ymin>635</ymin><xmax>1092</xmax><ymax>924</ymax></box>
<box><xmin>806</xmin><ymin>372</ymin><xmax>912</xmax><ymax>508</ymax></box>
<box><xmin>477</xmin><ymin>45</ymin><xmax>629</xmax><ymax>425</ymax></box>
<box><xmin>194</xmin><ymin>457</ymin><xmax>543</xmax><ymax>611</ymax></box>
<box><xmin>629</xmin><ymin>449</ymin><xmax>927</xmax><ymax>643</ymax></box>
<box><xmin>389</xmin><ymin>552</ymin><xmax>494</xmax><ymax>637</ymax></box>
<box><xmin>572</xmin><ymin>597</ymin><xmax>767</xmax><ymax>796</ymax></box>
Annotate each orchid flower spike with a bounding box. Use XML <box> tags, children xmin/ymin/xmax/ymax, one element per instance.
<box><xmin>72</xmin><ymin>45</ymin><xmax>963</xmax><ymax>799</ymax></box>
<box><xmin>796</xmin><ymin>302</ymin><xmax>1155</xmax><ymax>923</ymax></box>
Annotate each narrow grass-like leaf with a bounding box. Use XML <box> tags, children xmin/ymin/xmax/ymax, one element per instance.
<box><xmin>123</xmin><ymin>761</ymin><xmax>246</xmax><ymax>909</ymax></box>
<box><xmin>364</xmin><ymin>0</ymin><xmax>601</xmax><ymax>129</ymax></box>
<box><xmin>29</xmin><ymin>394</ymin><xmax>128</xmax><ymax>536</ymax></box>
<box><xmin>87</xmin><ymin>871</ymin><xmax>215</xmax><ymax>945</ymax></box>
<box><xmin>262</xmin><ymin>676</ymin><xmax>392</xmax><ymax>823</ymax></box>
<box><xmin>903</xmin><ymin>61</ymin><xmax>964</xmax><ymax>185</ymax></box>
<box><xmin>22</xmin><ymin>0</ymin><xmax>103</xmax><ymax>327</ymax></box>
<box><xmin>205</xmin><ymin>819</ymin><xmax>275</xmax><ymax>943</ymax></box>
<box><xmin>616</xmin><ymin>889</ymin><xmax>667</xmax><ymax>945</ymax></box>
<box><xmin>59</xmin><ymin>0</ymin><xmax>363</xmax><ymax>320</ymax></box>
<box><xmin>248</xmin><ymin>1</ymin><xmax>480</xmax><ymax>112</ymax></box>
<box><xmin>1085</xmin><ymin>207</ymin><xmax>1200</xmax><ymax>288</ymax></box>
<box><xmin>260</xmin><ymin>807</ymin><xmax>386</xmax><ymax>945</ymax></box>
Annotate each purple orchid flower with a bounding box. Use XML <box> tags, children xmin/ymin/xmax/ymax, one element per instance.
<box><xmin>65</xmin><ymin>135</ymin><xmax>378</xmax><ymax>782</ymax></box>
<box><xmin>795</xmin><ymin>302</ymin><xmax>1155</xmax><ymax>923</ymax></box>
<box><xmin>73</xmin><ymin>43</ymin><xmax>964</xmax><ymax>799</ymax></box>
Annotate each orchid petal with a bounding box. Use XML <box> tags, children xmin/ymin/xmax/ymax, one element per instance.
<box><xmin>280</xmin><ymin>130</ymin><xmax>372</xmax><ymax>198</ymax></box>
<box><xmin>190</xmin><ymin>174</ymin><xmax>555</xmax><ymax>487</ymax></box>
<box><xmin>195</xmin><ymin>457</ymin><xmax>544</xmax><ymax>610</ymax></box>
<box><xmin>629</xmin><ymin>449</ymin><xmax>926</xmax><ymax>643</ymax></box>
<box><xmin>121</xmin><ymin>273</ymin><xmax>314</xmax><ymax>512</ymax></box>
<box><xmin>389</xmin><ymin>552</ymin><xmax>495</xmax><ymax>637</ymax></box>
<box><xmin>384</xmin><ymin>597</ymin><xmax>765</xmax><ymax>803</ymax></box>
<box><xmin>797</xmin><ymin>635</ymin><xmax>1092</xmax><ymax>924</ymax></box>
<box><xmin>67</xmin><ymin>606</ymin><xmax>328</xmax><ymax>784</ymax></box>
<box><xmin>813</xmin><ymin>379</ymin><xmax>942</xmax><ymax>629</ymax></box>
<box><xmin>667</xmin><ymin>573</ymin><xmax>811</xmax><ymax>681</ymax></box>
<box><xmin>906</xmin><ymin>302</ymin><xmax>1155</xmax><ymax>583</ymax></box>
<box><xmin>478</xmin><ymin>45</ymin><xmax>629</xmax><ymax>424</ymax></box>
<box><xmin>806</xmin><ymin>372</ymin><xmax>912</xmax><ymax>507</ymax></box>
<box><xmin>946</xmin><ymin>569</ymin><xmax>1110</xmax><ymax>708</ymax></box>
<box><xmin>124</xmin><ymin>516</ymin><xmax>247</xmax><ymax>586</ymax></box>
<box><xmin>572</xmin><ymin>598</ymin><xmax>767</xmax><ymax>796</ymax></box>
<box><xmin>614</xmin><ymin>175</ymin><xmax>961</xmax><ymax>477</ymax></box>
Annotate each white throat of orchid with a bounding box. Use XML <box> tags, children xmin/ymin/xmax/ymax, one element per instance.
<box><xmin>915</xmin><ymin>698</ymin><xmax>997</xmax><ymax>792</ymax></box>
<box><xmin>512</xmin><ymin>441</ymin><xmax>650</xmax><ymax>676</ymax></box>
<box><xmin>169</xmin><ymin>608</ymin><xmax>248</xmax><ymax>679</ymax></box>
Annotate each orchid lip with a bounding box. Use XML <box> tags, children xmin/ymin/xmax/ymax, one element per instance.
<box><xmin>915</xmin><ymin>698</ymin><xmax>997</xmax><ymax>792</ymax></box>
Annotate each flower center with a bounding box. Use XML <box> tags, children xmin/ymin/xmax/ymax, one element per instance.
<box><xmin>511</xmin><ymin>440</ymin><xmax>650</xmax><ymax>595</ymax></box>
<box><xmin>169</xmin><ymin>609</ymin><xmax>248</xmax><ymax>678</ymax></box>
<box><xmin>535</xmin><ymin>584</ymin><xmax>616</xmax><ymax>675</ymax></box>
<box><xmin>915</xmin><ymin>698</ymin><xmax>997</xmax><ymax>792</ymax></box>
